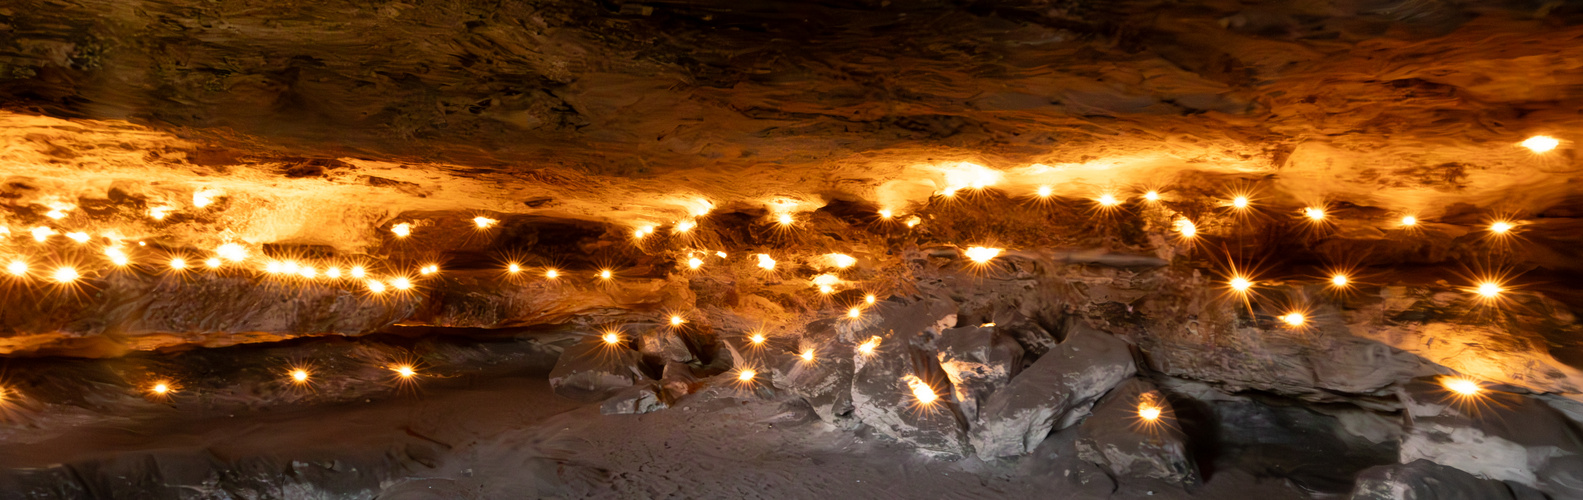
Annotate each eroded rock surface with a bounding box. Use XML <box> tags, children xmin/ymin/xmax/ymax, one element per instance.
<box><xmin>935</xmin><ymin>324</ymin><xmax>1024</xmax><ymax>422</ymax></box>
<box><xmin>548</xmin><ymin>340</ymin><xmax>646</xmax><ymax>402</ymax></box>
<box><xmin>1075</xmin><ymin>378</ymin><xmax>1199</xmax><ymax>487</ymax></box>
<box><xmin>850</xmin><ymin>327</ymin><xmax>970</xmax><ymax>457</ymax></box>
<box><xmin>1350</xmin><ymin>460</ymin><xmax>1526</xmax><ymax>500</ymax></box>
<box><xmin>971</xmin><ymin>323</ymin><xmax>1136</xmax><ymax>460</ymax></box>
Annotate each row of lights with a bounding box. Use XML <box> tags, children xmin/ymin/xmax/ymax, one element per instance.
<box><xmin>7</xmin><ymin>136</ymin><xmax>1561</xmax><ymax>427</ymax></box>
<box><xmin>1</xmin><ymin>362</ymin><xmax>423</xmax><ymax>404</ymax></box>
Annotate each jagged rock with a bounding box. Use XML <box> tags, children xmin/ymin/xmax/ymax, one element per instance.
<box><xmin>0</xmin><ymin>273</ymin><xmax>420</xmax><ymax>355</ymax></box>
<box><xmin>994</xmin><ymin>312</ymin><xmax>1060</xmax><ymax>359</ymax></box>
<box><xmin>850</xmin><ymin>328</ymin><xmax>969</xmax><ymax>456</ymax></box>
<box><xmin>971</xmin><ymin>323</ymin><xmax>1135</xmax><ymax>461</ymax></box>
<box><xmin>772</xmin><ymin>342</ymin><xmax>856</xmax><ymax>426</ymax></box>
<box><xmin>935</xmin><ymin>324</ymin><xmax>1023</xmax><ymax>422</ymax></box>
<box><xmin>637</xmin><ymin>325</ymin><xmax>697</xmax><ymax>365</ymax></box>
<box><xmin>1397</xmin><ymin>378</ymin><xmax>1583</xmax><ymax>497</ymax></box>
<box><xmin>600</xmin><ymin>383</ymin><xmax>669</xmax><ymax>415</ymax></box>
<box><xmin>720</xmin><ymin>332</ymin><xmax>775</xmax><ymax>370</ymax></box>
<box><xmin>548</xmin><ymin>340</ymin><xmax>646</xmax><ymax>402</ymax></box>
<box><xmin>1075</xmin><ymin>378</ymin><xmax>1198</xmax><ymax>486</ymax></box>
<box><xmin>1138</xmin><ymin>289</ymin><xmax>1443</xmax><ymax>400</ymax></box>
<box><xmin>1350</xmin><ymin>460</ymin><xmax>1522</xmax><ymax>500</ymax></box>
<box><xmin>660</xmin><ymin>361</ymin><xmax>702</xmax><ymax>400</ymax></box>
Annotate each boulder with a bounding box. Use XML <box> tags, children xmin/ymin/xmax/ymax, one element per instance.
<box><xmin>600</xmin><ymin>383</ymin><xmax>669</xmax><ymax>415</ymax></box>
<box><xmin>1397</xmin><ymin>378</ymin><xmax>1583</xmax><ymax>498</ymax></box>
<box><xmin>971</xmin><ymin>323</ymin><xmax>1135</xmax><ymax>460</ymax></box>
<box><xmin>1350</xmin><ymin>460</ymin><xmax>1522</xmax><ymax>500</ymax></box>
<box><xmin>935</xmin><ymin>324</ymin><xmax>1023</xmax><ymax>421</ymax></box>
<box><xmin>772</xmin><ymin>342</ymin><xmax>856</xmax><ymax>425</ymax></box>
<box><xmin>548</xmin><ymin>340</ymin><xmax>646</xmax><ymax>402</ymax></box>
<box><xmin>1074</xmin><ymin>378</ymin><xmax>1198</xmax><ymax>486</ymax></box>
<box><xmin>660</xmin><ymin>361</ymin><xmax>702</xmax><ymax>400</ymax></box>
<box><xmin>636</xmin><ymin>325</ymin><xmax>697</xmax><ymax>365</ymax></box>
<box><xmin>849</xmin><ymin>329</ymin><xmax>970</xmax><ymax>456</ymax></box>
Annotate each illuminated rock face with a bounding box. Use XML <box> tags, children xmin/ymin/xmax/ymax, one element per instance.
<box><xmin>1</xmin><ymin>0</ymin><xmax>1583</xmax><ymax>497</ymax></box>
<box><xmin>1075</xmin><ymin>378</ymin><xmax>1198</xmax><ymax>486</ymax></box>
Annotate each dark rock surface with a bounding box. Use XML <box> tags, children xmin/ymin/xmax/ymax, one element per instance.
<box><xmin>548</xmin><ymin>339</ymin><xmax>646</xmax><ymax>402</ymax></box>
<box><xmin>971</xmin><ymin>323</ymin><xmax>1136</xmax><ymax>460</ymax></box>
<box><xmin>935</xmin><ymin>323</ymin><xmax>1024</xmax><ymax>422</ymax></box>
<box><xmin>849</xmin><ymin>327</ymin><xmax>970</xmax><ymax>457</ymax></box>
<box><xmin>1350</xmin><ymin>460</ymin><xmax>1524</xmax><ymax>500</ymax></box>
<box><xmin>1397</xmin><ymin>378</ymin><xmax>1583</xmax><ymax>498</ymax></box>
<box><xmin>1075</xmin><ymin>378</ymin><xmax>1199</xmax><ymax>486</ymax></box>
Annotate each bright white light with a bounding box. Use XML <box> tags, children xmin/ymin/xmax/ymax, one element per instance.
<box><xmin>51</xmin><ymin>266</ymin><xmax>79</xmax><ymax>283</ymax></box>
<box><xmin>217</xmin><ymin>243</ymin><xmax>247</xmax><ymax>262</ymax></box>
<box><xmin>1229</xmin><ymin>276</ymin><xmax>1251</xmax><ymax>292</ymax></box>
<box><xmin>193</xmin><ymin>189</ymin><xmax>219</xmax><ymax>208</ymax></box>
<box><xmin>1476</xmin><ymin>282</ymin><xmax>1502</xmax><ymax>298</ymax></box>
<box><xmin>828</xmin><ymin>254</ymin><xmax>857</xmax><ymax>269</ymax></box>
<box><xmin>964</xmin><ymin>246</ymin><xmax>1002</xmax><ymax>264</ymax></box>
<box><xmin>1522</xmin><ymin>135</ymin><xmax>1560</xmax><ymax>153</ymax></box>
<box><xmin>1139</xmin><ymin>405</ymin><xmax>1162</xmax><ymax>421</ymax></box>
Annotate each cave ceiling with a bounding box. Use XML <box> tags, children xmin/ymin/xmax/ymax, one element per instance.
<box><xmin>2</xmin><ymin>0</ymin><xmax>1580</xmax><ymax>243</ymax></box>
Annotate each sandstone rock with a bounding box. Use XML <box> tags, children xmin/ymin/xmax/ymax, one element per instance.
<box><xmin>600</xmin><ymin>383</ymin><xmax>669</xmax><ymax>415</ymax></box>
<box><xmin>935</xmin><ymin>324</ymin><xmax>1023</xmax><ymax>422</ymax></box>
<box><xmin>971</xmin><ymin>323</ymin><xmax>1135</xmax><ymax>460</ymax></box>
<box><xmin>1349</xmin><ymin>459</ymin><xmax>1521</xmax><ymax>500</ymax></box>
<box><xmin>1075</xmin><ymin>378</ymin><xmax>1198</xmax><ymax>486</ymax></box>
<box><xmin>548</xmin><ymin>340</ymin><xmax>646</xmax><ymax>402</ymax></box>
<box><xmin>850</xmin><ymin>329</ymin><xmax>970</xmax><ymax>456</ymax></box>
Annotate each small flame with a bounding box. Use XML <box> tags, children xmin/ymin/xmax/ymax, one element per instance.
<box><xmin>857</xmin><ymin>336</ymin><xmax>881</xmax><ymax>356</ymax></box>
<box><xmin>903</xmin><ymin>374</ymin><xmax>938</xmax><ymax>405</ymax></box>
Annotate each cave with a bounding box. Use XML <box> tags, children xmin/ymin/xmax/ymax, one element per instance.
<box><xmin>1</xmin><ymin>1</ymin><xmax>1582</xmax><ymax>498</ymax></box>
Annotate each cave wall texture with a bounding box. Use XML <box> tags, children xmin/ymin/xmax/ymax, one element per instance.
<box><xmin>2</xmin><ymin>0</ymin><xmax>1583</xmax><ymax>498</ymax></box>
